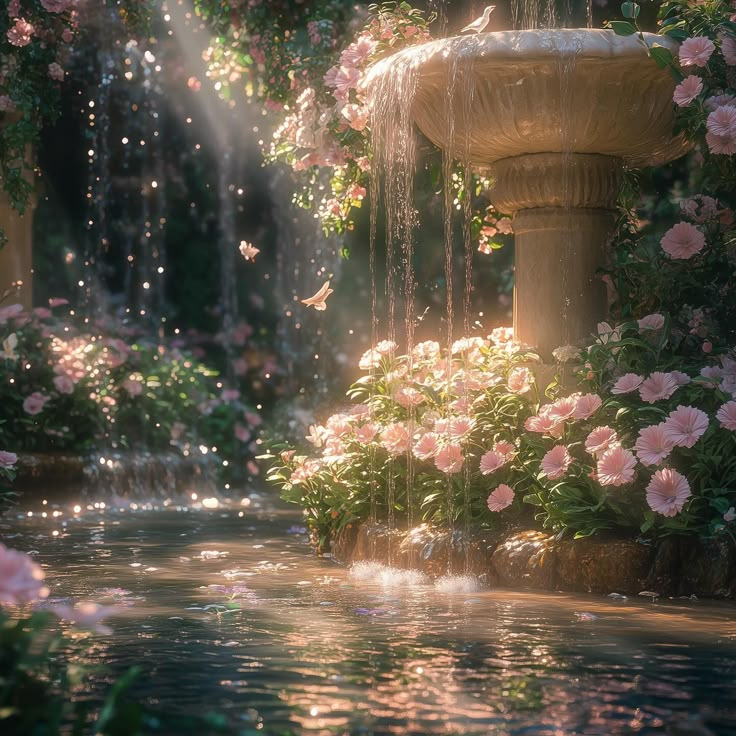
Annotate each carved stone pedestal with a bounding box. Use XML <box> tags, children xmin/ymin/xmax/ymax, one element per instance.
<box><xmin>492</xmin><ymin>152</ymin><xmax>622</xmax><ymax>359</ymax></box>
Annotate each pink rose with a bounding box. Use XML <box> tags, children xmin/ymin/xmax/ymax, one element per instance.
<box><xmin>0</xmin><ymin>544</ymin><xmax>49</xmax><ymax>604</ymax></box>
<box><xmin>0</xmin><ymin>451</ymin><xmax>18</xmax><ymax>468</ymax></box>
<box><xmin>23</xmin><ymin>392</ymin><xmax>49</xmax><ymax>415</ymax></box>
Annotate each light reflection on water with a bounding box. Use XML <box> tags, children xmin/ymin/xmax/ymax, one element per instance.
<box><xmin>3</xmin><ymin>496</ymin><xmax>736</xmax><ymax>735</ymax></box>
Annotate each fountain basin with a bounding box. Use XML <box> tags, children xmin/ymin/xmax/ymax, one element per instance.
<box><xmin>366</xmin><ymin>30</ymin><xmax>690</xmax><ymax>357</ymax></box>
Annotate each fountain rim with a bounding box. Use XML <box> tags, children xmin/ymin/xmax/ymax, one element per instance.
<box><xmin>364</xmin><ymin>28</ymin><xmax>679</xmax><ymax>78</ymax></box>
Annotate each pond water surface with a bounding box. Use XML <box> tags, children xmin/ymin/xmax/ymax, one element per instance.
<box><xmin>3</xmin><ymin>492</ymin><xmax>736</xmax><ymax>735</ymax></box>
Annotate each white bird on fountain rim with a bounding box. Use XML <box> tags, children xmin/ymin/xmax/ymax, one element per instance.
<box><xmin>460</xmin><ymin>5</ymin><xmax>496</xmax><ymax>34</ymax></box>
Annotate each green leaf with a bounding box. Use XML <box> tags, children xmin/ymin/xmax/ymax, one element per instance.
<box><xmin>608</xmin><ymin>20</ymin><xmax>638</xmax><ymax>36</ymax></box>
<box><xmin>621</xmin><ymin>2</ymin><xmax>640</xmax><ymax>19</ymax></box>
<box><xmin>649</xmin><ymin>44</ymin><xmax>674</xmax><ymax>69</ymax></box>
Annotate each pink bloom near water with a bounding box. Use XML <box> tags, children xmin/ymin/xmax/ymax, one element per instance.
<box><xmin>707</xmin><ymin>105</ymin><xmax>736</xmax><ymax>136</ymax></box>
<box><xmin>646</xmin><ymin>468</ymin><xmax>691</xmax><ymax>517</ymax></box>
<box><xmin>611</xmin><ymin>373</ymin><xmax>643</xmax><ymax>395</ymax></box>
<box><xmin>585</xmin><ymin>426</ymin><xmax>618</xmax><ymax>456</ymax></box>
<box><xmin>673</xmin><ymin>75</ymin><xmax>703</xmax><ymax>106</ymax></box>
<box><xmin>435</xmin><ymin>443</ymin><xmax>464</xmax><ymax>474</ymax></box>
<box><xmin>50</xmin><ymin>602</ymin><xmax>118</xmax><ymax>635</ymax></box>
<box><xmin>0</xmin><ymin>544</ymin><xmax>49</xmax><ymax>604</ymax></box>
<box><xmin>573</xmin><ymin>393</ymin><xmax>602</xmax><ymax>420</ymax></box>
<box><xmin>596</xmin><ymin>446</ymin><xmax>637</xmax><ymax>487</ymax></box>
<box><xmin>639</xmin><ymin>372</ymin><xmax>679</xmax><ymax>404</ymax></box>
<box><xmin>541</xmin><ymin>445</ymin><xmax>572</xmax><ymax>480</ymax></box>
<box><xmin>637</xmin><ymin>313</ymin><xmax>665</xmax><ymax>332</ymax></box>
<box><xmin>720</xmin><ymin>34</ymin><xmax>736</xmax><ymax>65</ymax></box>
<box><xmin>380</xmin><ymin>423</ymin><xmax>411</xmax><ymax>455</ymax></box>
<box><xmin>53</xmin><ymin>374</ymin><xmax>75</xmax><ymax>394</ymax></box>
<box><xmin>23</xmin><ymin>392</ymin><xmax>49</xmax><ymax>415</ymax></box>
<box><xmin>7</xmin><ymin>18</ymin><xmax>33</xmax><ymax>46</ymax></box>
<box><xmin>660</xmin><ymin>222</ymin><xmax>705</xmax><ymax>259</ymax></box>
<box><xmin>413</xmin><ymin>432</ymin><xmax>439</xmax><ymax>460</ymax></box>
<box><xmin>635</xmin><ymin>423</ymin><xmax>675</xmax><ymax>466</ymax></box>
<box><xmin>487</xmin><ymin>484</ymin><xmax>515</xmax><ymax>512</ymax></box>
<box><xmin>679</xmin><ymin>36</ymin><xmax>715</xmax><ymax>67</ymax></box>
<box><xmin>479</xmin><ymin>450</ymin><xmax>506</xmax><ymax>474</ymax></box>
<box><xmin>663</xmin><ymin>405</ymin><xmax>709</xmax><ymax>448</ymax></box>
<box><xmin>507</xmin><ymin>366</ymin><xmax>532</xmax><ymax>393</ymax></box>
<box><xmin>716</xmin><ymin>401</ymin><xmax>736</xmax><ymax>430</ymax></box>
<box><xmin>0</xmin><ymin>451</ymin><xmax>17</xmax><ymax>468</ymax></box>
<box><xmin>493</xmin><ymin>440</ymin><xmax>516</xmax><ymax>460</ymax></box>
<box><xmin>354</xmin><ymin>422</ymin><xmax>379</xmax><ymax>443</ymax></box>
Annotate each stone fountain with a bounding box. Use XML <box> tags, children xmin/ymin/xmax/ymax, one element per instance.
<box><xmin>367</xmin><ymin>30</ymin><xmax>689</xmax><ymax>358</ymax></box>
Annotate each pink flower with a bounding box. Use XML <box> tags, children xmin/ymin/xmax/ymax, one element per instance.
<box><xmin>724</xmin><ymin>507</ymin><xmax>736</xmax><ymax>522</ymax></box>
<box><xmin>660</xmin><ymin>222</ymin><xmax>705</xmax><ymax>259</ymax></box>
<box><xmin>673</xmin><ymin>75</ymin><xmax>703</xmax><ymax>107</ymax></box>
<box><xmin>541</xmin><ymin>445</ymin><xmax>572</xmax><ymax>480</ymax></box>
<box><xmin>547</xmin><ymin>395</ymin><xmax>579</xmax><ymax>423</ymax></box>
<box><xmin>574</xmin><ymin>393</ymin><xmax>602</xmax><ymax>420</ymax></box>
<box><xmin>50</xmin><ymin>602</ymin><xmax>118</xmax><ymax>635</ymax></box>
<box><xmin>678</xmin><ymin>36</ymin><xmax>715</xmax><ymax>67</ymax></box>
<box><xmin>122</xmin><ymin>378</ymin><xmax>144</xmax><ymax>397</ymax></box>
<box><xmin>245</xmin><ymin>411</ymin><xmax>262</xmax><ymax>427</ymax></box>
<box><xmin>596</xmin><ymin>446</ymin><xmax>637</xmax><ymax>487</ymax></box>
<box><xmin>235</xmin><ymin>423</ymin><xmax>251</xmax><ymax>443</ymax></box>
<box><xmin>611</xmin><ymin>373</ymin><xmax>643</xmax><ymax>395</ymax></box>
<box><xmin>221</xmin><ymin>388</ymin><xmax>240</xmax><ymax>402</ymax></box>
<box><xmin>62</xmin><ymin>27</ymin><xmax>73</xmax><ymax>43</ymax></box>
<box><xmin>41</xmin><ymin>0</ymin><xmax>72</xmax><ymax>11</ymax></box>
<box><xmin>339</xmin><ymin>35</ymin><xmax>377</xmax><ymax>67</ymax></box>
<box><xmin>639</xmin><ymin>372</ymin><xmax>679</xmax><ymax>404</ymax></box>
<box><xmin>585</xmin><ymin>426</ymin><xmax>618</xmax><ymax>456</ymax></box>
<box><xmin>0</xmin><ymin>544</ymin><xmax>48</xmax><ymax>604</ymax></box>
<box><xmin>413</xmin><ymin>431</ymin><xmax>439</xmax><ymax>460</ymax></box>
<box><xmin>707</xmin><ymin>105</ymin><xmax>736</xmax><ymax>136</ymax></box>
<box><xmin>23</xmin><ymin>392</ymin><xmax>49</xmax><ymax>415</ymax></box>
<box><xmin>637</xmin><ymin>313</ymin><xmax>665</xmax><ymax>332</ymax></box>
<box><xmin>434</xmin><ymin>443</ymin><xmax>464</xmax><ymax>474</ymax></box>
<box><xmin>646</xmin><ymin>468</ymin><xmax>691</xmax><ymax>517</ymax></box>
<box><xmin>0</xmin><ymin>451</ymin><xmax>17</xmax><ymax>468</ymax></box>
<box><xmin>670</xmin><ymin>371</ymin><xmax>691</xmax><ymax>386</ymax></box>
<box><xmin>493</xmin><ymin>440</ymin><xmax>516</xmax><ymax>460</ymax></box>
<box><xmin>354</xmin><ymin>423</ymin><xmax>379</xmax><ymax>443</ymax></box>
<box><xmin>716</xmin><ymin>401</ymin><xmax>736</xmax><ymax>430</ymax></box>
<box><xmin>705</xmin><ymin>130</ymin><xmax>736</xmax><ymax>155</ymax></box>
<box><xmin>341</xmin><ymin>103</ymin><xmax>369</xmax><ymax>131</ymax></box>
<box><xmin>720</xmin><ymin>34</ymin><xmax>736</xmax><ymax>65</ymax></box>
<box><xmin>507</xmin><ymin>366</ymin><xmax>532</xmax><ymax>394</ymax></box>
<box><xmin>7</xmin><ymin>18</ymin><xmax>33</xmax><ymax>47</ymax></box>
<box><xmin>524</xmin><ymin>413</ymin><xmax>562</xmax><ymax>437</ymax></box>
<box><xmin>663</xmin><ymin>405</ymin><xmax>709</xmax><ymax>448</ymax></box>
<box><xmin>48</xmin><ymin>62</ymin><xmax>65</xmax><ymax>81</ymax></box>
<box><xmin>326</xmin><ymin>66</ymin><xmax>361</xmax><ymax>98</ymax></box>
<box><xmin>380</xmin><ymin>422</ymin><xmax>410</xmax><ymax>455</ymax></box>
<box><xmin>479</xmin><ymin>450</ymin><xmax>506</xmax><ymax>474</ymax></box>
<box><xmin>487</xmin><ymin>484</ymin><xmax>515</xmax><ymax>512</ymax></box>
<box><xmin>449</xmin><ymin>415</ymin><xmax>475</xmax><ymax>440</ymax></box>
<box><xmin>0</xmin><ymin>95</ymin><xmax>16</xmax><ymax>112</ymax></box>
<box><xmin>635</xmin><ymin>423</ymin><xmax>675</xmax><ymax>466</ymax></box>
<box><xmin>394</xmin><ymin>386</ymin><xmax>424</xmax><ymax>408</ymax></box>
<box><xmin>7</xmin><ymin>0</ymin><xmax>20</xmax><ymax>17</ymax></box>
<box><xmin>53</xmin><ymin>374</ymin><xmax>75</xmax><ymax>394</ymax></box>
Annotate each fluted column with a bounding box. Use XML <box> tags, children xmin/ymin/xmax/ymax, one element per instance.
<box><xmin>491</xmin><ymin>153</ymin><xmax>622</xmax><ymax>359</ymax></box>
<box><xmin>0</xmin><ymin>191</ymin><xmax>35</xmax><ymax>309</ymax></box>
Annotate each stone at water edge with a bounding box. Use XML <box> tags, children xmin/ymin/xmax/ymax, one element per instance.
<box><xmin>490</xmin><ymin>531</ymin><xmax>558</xmax><ymax>590</ymax></box>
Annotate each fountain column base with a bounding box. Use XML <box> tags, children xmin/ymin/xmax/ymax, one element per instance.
<box><xmin>491</xmin><ymin>153</ymin><xmax>622</xmax><ymax>360</ymax></box>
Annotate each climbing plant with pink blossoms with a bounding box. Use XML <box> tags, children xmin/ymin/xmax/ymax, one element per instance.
<box><xmin>607</xmin><ymin>0</ymin><xmax>736</xmax><ymax>348</ymax></box>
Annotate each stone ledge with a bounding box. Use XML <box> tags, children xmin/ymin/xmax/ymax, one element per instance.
<box><xmin>333</xmin><ymin>523</ymin><xmax>736</xmax><ymax>599</ymax></box>
<box><xmin>12</xmin><ymin>451</ymin><xmax>217</xmax><ymax>502</ymax></box>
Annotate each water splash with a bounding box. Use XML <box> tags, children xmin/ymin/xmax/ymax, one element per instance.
<box><xmin>349</xmin><ymin>561</ymin><xmax>429</xmax><ymax>587</ymax></box>
<box><xmin>434</xmin><ymin>573</ymin><xmax>483</xmax><ymax>593</ymax></box>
